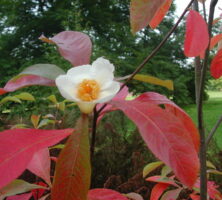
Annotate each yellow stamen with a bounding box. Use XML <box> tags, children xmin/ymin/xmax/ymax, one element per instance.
<box><xmin>77</xmin><ymin>79</ymin><xmax>100</xmax><ymax>102</ymax></box>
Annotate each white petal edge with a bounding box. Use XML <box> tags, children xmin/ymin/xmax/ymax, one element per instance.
<box><xmin>92</xmin><ymin>57</ymin><xmax>115</xmax><ymax>73</ymax></box>
<box><xmin>55</xmin><ymin>75</ymin><xmax>79</xmax><ymax>102</ymax></box>
<box><xmin>96</xmin><ymin>81</ymin><xmax>120</xmax><ymax>103</ymax></box>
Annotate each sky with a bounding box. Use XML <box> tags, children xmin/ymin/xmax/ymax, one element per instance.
<box><xmin>175</xmin><ymin>0</ymin><xmax>221</xmax><ymax>18</ymax></box>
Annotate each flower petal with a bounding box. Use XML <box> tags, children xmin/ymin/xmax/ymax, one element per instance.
<box><xmin>55</xmin><ymin>75</ymin><xmax>79</xmax><ymax>101</ymax></box>
<box><xmin>97</xmin><ymin>81</ymin><xmax>120</xmax><ymax>103</ymax></box>
<box><xmin>92</xmin><ymin>57</ymin><xmax>114</xmax><ymax>72</ymax></box>
<box><xmin>67</xmin><ymin>65</ymin><xmax>92</xmax><ymax>81</ymax></box>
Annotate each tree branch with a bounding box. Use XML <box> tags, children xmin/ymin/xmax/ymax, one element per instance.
<box><xmin>197</xmin><ymin>0</ymin><xmax>218</xmax><ymax>199</ymax></box>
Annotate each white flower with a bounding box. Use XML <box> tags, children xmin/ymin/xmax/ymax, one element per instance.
<box><xmin>55</xmin><ymin>57</ymin><xmax>120</xmax><ymax>114</ymax></box>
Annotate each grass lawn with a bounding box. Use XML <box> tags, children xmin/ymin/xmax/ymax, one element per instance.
<box><xmin>183</xmin><ymin>91</ymin><xmax>222</xmax><ymax>149</ymax></box>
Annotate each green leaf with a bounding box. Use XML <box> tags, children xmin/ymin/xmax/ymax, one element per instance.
<box><xmin>143</xmin><ymin>161</ymin><xmax>164</xmax><ymax>178</ymax></box>
<box><xmin>133</xmin><ymin>74</ymin><xmax>174</xmax><ymax>90</ymax></box>
<box><xmin>0</xmin><ymin>179</ymin><xmax>47</xmax><ymax>199</ymax></box>
<box><xmin>58</xmin><ymin>102</ymin><xmax>65</xmax><ymax>111</ymax></box>
<box><xmin>49</xmin><ymin>144</ymin><xmax>65</xmax><ymax>150</ymax></box>
<box><xmin>51</xmin><ymin>115</ymin><xmax>91</xmax><ymax>200</ymax></box>
<box><xmin>14</xmin><ymin>92</ymin><xmax>35</xmax><ymax>101</ymax></box>
<box><xmin>20</xmin><ymin>64</ymin><xmax>65</xmax><ymax>80</ymax></box>
<box><xmin>161</xmin><ymin>165</ymin><xmax>172</xmax><ymax>177</ymax></box>
<box><xmin>37</xmin><ymin>119</ymin><xmax>55</xmax><ymax>129</ymax></box>
<box><xmin>0</xmin><ymin>96</ymin><xmax>21</xmax><ymax>105</ymax></box>
<box><xmin>47</xmin><ymin>95</ymin><xmax>58</xmax><ymax>104</ymax></box>
<box><xmin>207</xmin><ymin>169</ymin><xmax>222</xmax><ymax>175</ymax></box>
<box><xmin>206</xmin><ymin>160</ymin><xmax>216</xmax><ymax>169</ymax></box>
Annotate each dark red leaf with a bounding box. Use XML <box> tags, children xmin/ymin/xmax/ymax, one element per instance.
<box><xmin>88</xmin><ymin>189</ymin><xmax>128</xmax><ymax>200</ymax></box>
<box><xmin>32</xmin><ymin>182</ymin><xmax>48</xmax><ymax>200</ymax></box>
<box><xmin>184</xmin><ymin>10</ymin><xmax>209</xmax><ymax>57</ymax></box>
<box><xmin>135</xmin><ymin>92</ymin><xmax>199</xmax><ymax>152</ymax></box>
<box><xmin>0</xmin><ymin>88</ymin><xmax>7</xmax><ymax>95</ymax></box>
<box><xmin>51</xmin><ymin>116</ymin><xmax>91</xmax><ymax>200</ymax></box>
<box><xmin>0</xmin><ymin>128</ymin><xmax>73</xmax><ymax>189</ymax></box>
<box><xmin>149</xmin><ymin>0</ymin><xmax>172</xmax><ymax>29</ymax></box>
<box><xmin>49</xmin><ymin>31</ymin><xmax>92</xmax><ymax>66</ymax></box>
<box><xmin>111</xmin><ymin>100</ymin><xmax>199</xmax><ymax>187</ymax></box>
<box><xmin>146</xmin><ymin>176</ymin><xmax>178</xmax><ymax>186</ymax></box>
<box><xmin>210</xmin><ymin>49</ymin><xmax>222</xmax><ymax>79</ymax></box>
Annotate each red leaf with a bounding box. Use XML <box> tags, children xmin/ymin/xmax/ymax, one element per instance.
<box><xmin>210</xmin><ymin>49</ymin><xmax>222</xmax><ymax>79</ymax></box>
<box><xmin>150</xmin><ymin>183</ymin><xmax>169</xmax><ymax>200</ymax></box>
<box><xmin>200</xmin><ymin>33</ymin><xmax>222</xmax><ymax>58</ymax></box>
<box><xmin>130</xmin><ymin>0</ymin><xmax>166</xmax><ymax>33</ymax></box>
<box><xmin>51</xmin><ymin>116</ymin><xmax>91</xmax><ymax>200</ymax></box>
<box><xmin>149</xmin><ymin>0</ymin><xmax>172</xmax><ymax>29</ymax></box>
<box><xmin>6</xmin><ymin>193</ymin><xmax>32</xmax><ymax>200</ymax></box>
<box><xmin>111</xmin><ymin>100</ymin><xmax>199</xmax><ymax>187</ymax></box>
<box><xmin>88</xmin><ymin>189</ymin><xmax>128</xmax><ymax>200</ymax></box>
<box><xmin>190</xmin><ymin>194</ymin><xmax>200</xmax><ymax>200</ymax></box>
<box><xmin>184</xmin><ymin>10</ymin><xmax>209</xmax><ymax>57</ymax></box>
<box><xmin>50</xmin><ymin>31</ymin><xmax>92</xmax><ymax>66</ymax></box>
<box><xmin>27</xmin><ymin>148</ymin><xmax>51</xmax><ymax>187</ymax></box>
<box><xmin>0</xmin><ymin>128</ymin><xmax>73</xmax><ymax>189</ymax></box>
<box><xmin>146</xmin><ymin>176</ymin><xmax>178</xmax><ymax>187</ymax></box>
<box><xmin>0</xmin><ymin>88</ymin><xmax>7</xmax><ymax>95</ymax></box>
<box><xmin>135</xmin><ymin>92</ymin><xmax>200</xmax><ymax>152</ymax></box>
<box><xmin>32</xmin><ymin>182</ymin><xmax>48</xmax><ymax>200</ymax></box>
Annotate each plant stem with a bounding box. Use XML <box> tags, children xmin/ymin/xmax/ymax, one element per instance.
<box><xmin>206</xmin><ymin>115</ymin><xmax>222</xmax><ymax>146</ymax></box>
<box><xmin>90</xmin><ymin>107</ymin><xmax>98</xmax><ymax>159</ymax></box>
<box><xmin>197</xmin><ymin>0</ymin><xmax>218</xmax><ymax>199</ymax></box>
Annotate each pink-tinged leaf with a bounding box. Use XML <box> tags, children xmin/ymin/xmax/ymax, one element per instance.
<box><xmin>111</xmin><ymin>100</ymin><xmax>199</xmax><ymax>187</ymax></box>
<box><xmin>184</xmin><ymin>10</ymin><xmax>209</xmax><ymax>57</ymax></box>
<box><xmin>150</xmin><ymin>183</ymin><xmax>170</xmax><ymax>200</ymax></box>
<box><xmin>130</xmin><ymin>0</ymin><xmax>166</xmax><ymax>33</ymax></box>
<box><xmin>47</xmin><ymin>31</ymin><xmax>92</xmax><ymax>66</ymax></box>
<box><xmin>32</xmin><ymin>182</ymin><xmax>48</xmax><ymax>200</ymax></box>
<box><xmin>88</xmin><ymin>189</ymin><xmax>128</xmax><ymax>200</ymax></box>
<box><xmin>146</xmin><ymin>176</ymin><xmax>178</xmax><ymax>187</ymax></box>
<box><xmin>97</xmin><ymin>85</ymin><xmax>129</xmax><ymax>123</ymax></box>
<box><xmin>160</xmin><ymin>188</ymin><xmax>182</xmax><ymax>200</ymax></box>
<box><xmin>135</xmin><ymin>92</ymin><xmax>199</xmax><ymax>152</ymax></box>
<box><xmin>149</xmin><ymin>0</ymin><xmax>172</xmax><ymax>29</ymax></box>
<box><xmin>1</xmin><ymin>64</ymin><xmax>65</xmax><ymax>94</ymax></box>
<box><xmin>6</xmin><ymin>193</ymin><xmax>32</xmax><ymax>200</ymax></box>
<box><xmin>0</xmin><ymin>128</ymin><xmax>73</xmax><ymax>189</ymax></box>
<box><xmin>27</xmin><ymin>149</ymin><xmax>51</xmax><ymax>187</ymax></box>
<box><xmin>210</xmin><ymin>49</ymin><xmax>222</xmax><ymax>79</ymax></box>
<box><xmin>51</xmin><ymin>116</ymin><xmax>91</xmax><ymax>200</ymax></box>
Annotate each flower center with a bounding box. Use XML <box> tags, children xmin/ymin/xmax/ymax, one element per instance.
<box><xmin>77</xmin><ymin>79</ymin><xmax>100</xmax><ymax>102</ymax></box>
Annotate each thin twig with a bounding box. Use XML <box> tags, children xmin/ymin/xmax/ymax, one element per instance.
<box><xmin>120</xmin><ymin>0</ymin><xmax>195</xmax><ymax>89</ymax></box>
<box><xmin>91</xmin><ymin>0</ymin><xmax>195</xmax><ymax>159</ymax></box>
<box><xmin>197</xmin><ymin>0</ymin><xmax>218</xmax><ymax>199</ymax></box>
<box><xmin>203</xmin><ymin>1</ymin><xmax>207</xmax><ymax>22</ymax></box>
<box><xmin>206</xmin><ymin>115</ymin><xmax>222</xmax><ymax>146</ymax></box>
